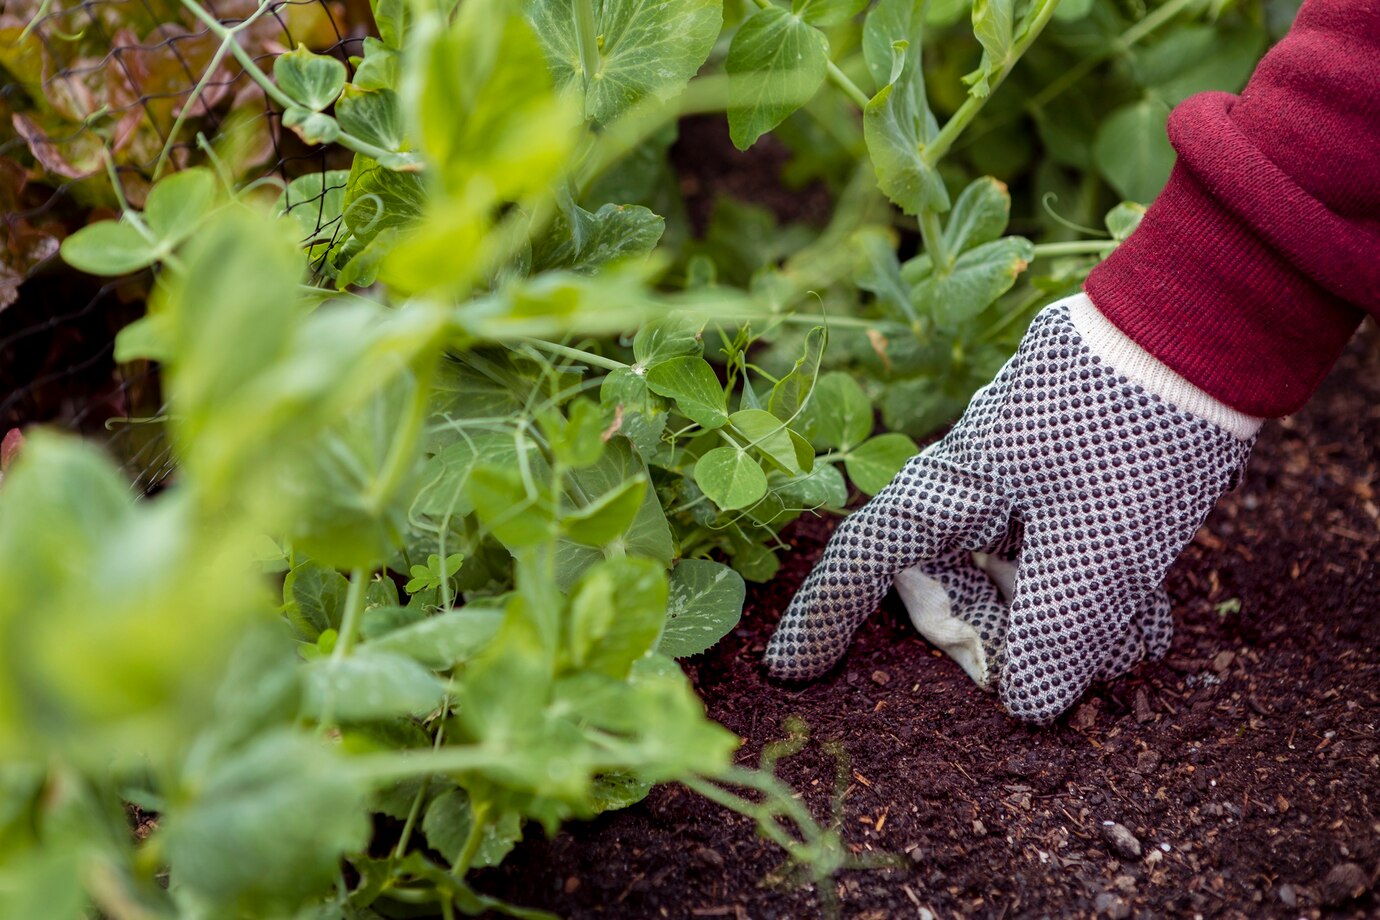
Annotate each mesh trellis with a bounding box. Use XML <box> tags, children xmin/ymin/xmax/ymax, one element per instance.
<box><xmin>0</xmin><ymin>0</ymin><xmax>363</xmax><ymax>490</ymax></box>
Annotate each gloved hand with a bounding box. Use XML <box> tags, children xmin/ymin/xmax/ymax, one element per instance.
<box><xmin>764</xmin><ymin>293</ymin><xmax>1261</xmax><ymax>723</ymax></box>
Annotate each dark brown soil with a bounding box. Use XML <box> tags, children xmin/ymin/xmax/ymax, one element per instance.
<box><xmin>478</xmin><ymin>326</ymin><xmax>1380</xmax><ymax>918</ymax></box>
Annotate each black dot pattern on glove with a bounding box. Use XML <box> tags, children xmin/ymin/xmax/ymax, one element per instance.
<box><xmin>764</xmin><ymin>302</ymin><xmax>1254</xmax><ymax>724</ymax></box>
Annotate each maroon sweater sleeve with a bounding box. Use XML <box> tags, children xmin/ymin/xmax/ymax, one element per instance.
<box><xmin>1084</xmin><ymin>0</ymin><xmax>1380</xmax><ymax>418</ymax></box>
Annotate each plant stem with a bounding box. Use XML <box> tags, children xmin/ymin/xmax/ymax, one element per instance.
<box><xmin>919</xmin><ymin>209</ymin><xmax>950</xmax><ymax>274</ymax></box>
<box><xmin>366</xmin><ymin>362</ymin><xmax>436</xmax><ymax>510</ymax></box>
<box><xmin>573</xmin><ymin>0</ymin><xmax>602</xmax><ymax>94</ymax></box>
<box><xmin>155</xmin><ymin>0</ymin><xmax>277</xmax><ymax>180</ymax></box>
<box><xmin>826</xmin><ymin>60</ymin><xmax>872</xmax><ymax>110</ymax></box>
<box><xmin>332</xmin><ymin>567</ymin><xmax>369</xmax><ymax>661</ymax></box>
<box><xmin>1030</xmin><ymin>240</ymin><xmax>1117</xmax><ymax>258</ymax></box>
<box><xmin>520</xmin><ymin>338</ymin><xmax>629</xmax><ymax>371</ymax></box>
<box><xmin>922</xmin><ymin>0</ymin><xmax>1064</xmax><ymax>168</ymax></box>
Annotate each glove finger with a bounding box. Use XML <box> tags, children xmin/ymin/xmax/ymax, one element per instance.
<box><xmin>896</xmin><ymin>550</ymin><xmax>1007</xmax><ymax>690</ymax></box>
<box><xmin>764</xmin><ymin>453</ymin><xmax>1009</xmax><ymax>681</ymax></box>
<box><xmin>1096</xmin><ymin>585</ymin><xmax>1173</xmax><ymax>681</ymax></box>
<box><xmin>996</xmin><ymin>516</ymin><xmax>1154</xmax><ymax>724</ymax></box>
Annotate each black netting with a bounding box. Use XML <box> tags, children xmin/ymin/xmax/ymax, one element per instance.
<box><xmin>0</xmin><ymin>0</ymin><xmax>363</xmax><ymax>490</ymax></box>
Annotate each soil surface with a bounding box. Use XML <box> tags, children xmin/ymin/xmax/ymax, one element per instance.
<box><xmin>478</xmin><ymin>325</ymin><xmax>1380</xmax><ymax>918</ymax></box>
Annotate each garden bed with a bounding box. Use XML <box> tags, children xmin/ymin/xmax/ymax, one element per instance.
<box><xmin>477</xmin><ymin>327</ymin><xmax>1380</xmax><ymax>918</ymax></box>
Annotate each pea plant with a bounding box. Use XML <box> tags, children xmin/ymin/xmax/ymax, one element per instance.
<box><xmin>0</xmin><ymin>0</ymin><xmax>1275</xmax><ymax>913</ymax></box>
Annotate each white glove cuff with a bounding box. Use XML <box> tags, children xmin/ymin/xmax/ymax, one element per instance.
<box><xmin>1067</xmin><ymin>293</ymin><xmax>1264</xmax><ymax>441</ymax></box>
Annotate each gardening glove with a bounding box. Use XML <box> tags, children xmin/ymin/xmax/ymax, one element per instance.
<box><xmin>894</xmin><ymin>544</ymin><xmax>1173</xmax><ymax>691</ymax></box>
<box><xmin>764</xmin><ymin>293</ymin><xmax>1262</xmax><ymax>723</ymax></box>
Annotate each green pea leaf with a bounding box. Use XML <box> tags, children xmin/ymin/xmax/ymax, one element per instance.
<box><xmin>568</xmin><ymin>556</ymin><xmax>668</xmax><ymax>677</ymax></box>
<box><xmin>845</xmin><ymin>432</ymin><xmax>917</xmax><ymax>495</ymax></box>
<box><xmin>729</xmin><ymin>408</ymin><xmax>808</xmax><ymax>475</ymax></box>
<box><xmin>768</xmin><ymin>325</ymin><xmax>825</xmax><ymax>422</ymax></box>
<box><xmin>854</xmin><ymin>228</ymin><xmax>916</xmax><ymax>327</ymax></box>
<box><xmin>632</xmin><ymin>313</ymin><xmax>703</xmax><ymax>368</ymax></box>
<box><xmin>658</xmin><ymin>559</ymin><xmax>745</xmax><ymax>658</ymax></box>
<box><xmin>302</xmin><ymin>649</ymin><xmax>447</xmax><ymax>721</ymax></box>
<box><xmin>335</xmin><ymin>86</ymin><xmax>405</xmax><ymax>152</ymax></box>
<box><xmin>283</xmin><ymin>561</ymin><xmax>349</xmax><ymax>640</ymax></box>
<box><xmin>59</xmin><ymin>220</ymin><xmax>157</xmax><ymax>276</ymax></box>
<box><xmin>531</xmin><ymin>202</ymin><xmax>665</xmax><ymax>274</ymax></box>
<box><xmin>370</xmin><ymin>0</ymin><xmax>408</xmax><ymax>47</ymax></box>
<box><xmin>274</xmin><ymin>45</ymin><xmax>347</xmax><ymax>111</ymax></box>
<box><xmin>422</xmin><ymin>790</ymin><xmax>522</xmax><ymax>868</ymax></box>
<box><xmin>803</xmin><ymin>372</ymin><xmax>872</xmax><ymax>450</ymax></box>
<box><xmin>524</xmin><ymin>0</ymin><xmax>722</xmax><ymax>125</ymax></box>
<box><xmin>726</xmin><ymin>5</ymin><xmax>829</xmax><ymax>151</ymax></box>
<box><xmin>645</xmin><ymin>356</ymin><xmax>728</xmax><ymax>429</ymax></box>
<box><xmin>144</xmin><ymin>167</ymin><xmax>218</xmax><ymax>243</ymax></box>
<box><xmin>694</xmin><ymin>446</ymin><xmax>768</xmax><ymax>511</ymax></box>
<box><xmin>1133</xmin><ymin>24</ymin><xmax>1265</xmax><ymax>106</ymax></box>
<box><xmin>912</xmin><ymin>235</ymin><xmax>1033</xmax><ymax>330</ymax></box>
<box><xmin>863</xmin><ymin>0</ymin><xmax>946</xmax><ymax>215</ymax></box>
<box><xmin>275</xmin><ymin>170</ymin><xmax>350</xmax><ymax>244</ymax></box>
<box><xmin>368</xmin><ymin>605</ymin><xmax>505</xmax><ymax>669</ymax></box>
<box><xmin>776</xmin><ymin>461</ymin><xmax>849</xmax><ymax>509</ymax></box>
<box><xmin>562</xmin><ymin>475</ymin><xmax>648</xmax><ymax>547</ymax></box>
<box><xmin>963</xmin><ymin>0</ymin><xmax>1014</xmax><ymax>98</ymax></box>
<box><xmin>467</xmin><ymin>466</ymin><xmax>555</xmax><ymax>548</ymax></box>
<box><xmin>942</xmin><ymin>176</ymin><xmax>1011</xmax><ymax>255</ymax></box>
<box><xmin>282</xmin><ymin>106</ymin><xmax>340</xmax><ymax>145</ymax></box>
<box><xmin>1093</xmin><ymin>99</ymin><xmax>1174</xmax><ymax>204</ymax></box>
<box><xmin>1105</xmin><ymin>201</ymin><xmax>1146</xmax><ymax>241</ymax></box>
<box><xmin>164</xmin><ymin>731</ymin><xmax>370</xmax><ymax>913</ymax></box>
<box><xmin>795</xmin><ymin>0</ymin><xmax>868</xmax><ymax>27</ymax></box>
<box><xmin>352</xmin><ymin>37</ymin><xmax>400</xmax><ymax>90</ymax></box>
<box><xmin>554</xmin><ymin>438</ymin><xmax>673</xmax><ymax>589</ymax></box>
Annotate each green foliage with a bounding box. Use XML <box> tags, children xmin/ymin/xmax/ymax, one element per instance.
<box><xmin>11</xmin><ymin>0</ymin><xmax>1282</xmax><ymax>914</ymax></box>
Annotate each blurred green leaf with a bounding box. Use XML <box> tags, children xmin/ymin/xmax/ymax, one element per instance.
<box><xmin>422</xmin><ymin>790</ymin><xmax>523</xmax><ymax>868</ymax></box>
<box><xmin>59</xmin><ymin>220</ymin><xmax>157</xmax><ymax>275</ymax></box>
<box><xmin>525</xmin><ymin>0</ymin><xmax>721</xmax><ymax>125</ymax></box>
<box><xmin>302</xmin><ymin>650</ymin><xmax>446</xmax><ymax>721</ymax></box>
<box><xmin>845</xmin><ymin>432</ymin><xmax>917</xmax><ymax>494</ymax></box>
<box><xmin>1093</xmin><ymin>99</ymin><xmax>1174</xmax><ymax>203</ymax></box>
<box><xmin>863</xmin><ymin>0</ymin><xmax>946</xmax><ymax>215</ymax></box>
<box><xmin>568</xmin><ymin>557</ymin><xmax>667</xmax><ymax>677</ymax></box>
<box><xmin>912</xmin><ymin>236</ymin><xmax>1033</xmax><ymax>330</ymax></box>
<box><xmin>796</xmin><ymin>0</ymin><xmax>868</xmax><ymax>27</ymax></box>
<box><xmin>336</xmin><ymin>87</ymin><xmax>405</xmax><ymax>152</ymax></box>
<box><xmin>165</xmin><ymin>731</ymin><xmax>370</xmax><ymax>913</ymax></box>
<box><xmin>803</xmin><ymin>372</ymin><xmax>872</xmax><ymax>450</ymax></box>
<box><xmin>727</xmin><ymin>6</ymin><xmax>829</xmax><ymax>151</ymax></box>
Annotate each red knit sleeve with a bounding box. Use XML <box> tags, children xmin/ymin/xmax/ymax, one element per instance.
<box><xmin>1083</xmin><ymin>0</ymin><xmax>1380</xmax><ymax>418</ymax></box>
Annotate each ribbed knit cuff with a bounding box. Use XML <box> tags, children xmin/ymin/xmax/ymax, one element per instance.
<box><xmin>1067</xmin><ymin>294</ymin><xmax>1263</xmax><ymax>441</ymax></box>
<box><xmin>1085</xmin><ymin>106</ymin><xmax>1364</xmax><ymax>419</ymax></box>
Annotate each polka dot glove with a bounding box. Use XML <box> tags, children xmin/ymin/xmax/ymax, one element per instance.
<box><xmin>764</xmin><ymin>294</ymin><xmax>1261</xmax><ymax>723</ymax></box>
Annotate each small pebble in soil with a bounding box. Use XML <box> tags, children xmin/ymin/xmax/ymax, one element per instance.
<box><xmin>1100</xmin><ymin>821</ymin><xmax>1142</xmax><ymax>860</ymax></box>
<box><xmin>1320</xmin><ymin>862</ymin><xmax>1369</xmax><ymax>906</ymax></box>
<box><xmin>1133</xmin><ymin>750</ymin><xmax>1160</xmax><ymax>774</ymax></box>
<box><xmin>692</xmin><ymin>847</ymin><xmax>724</xmax><ymax>870</ymax></box>
<box><xmin>1278</xmin><ymin>883</ymin><xmax>1298</xmax><ymax>908</ymax></box>
<box><xmin>870</xmin><ymin>669</ymin><xmax>890</xmax><ymax>686</ymax></box>
<box><xmin>1093</xmin><ymin>891</ymin><xmax>1131</xmax><ymax>919</ymax></box>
